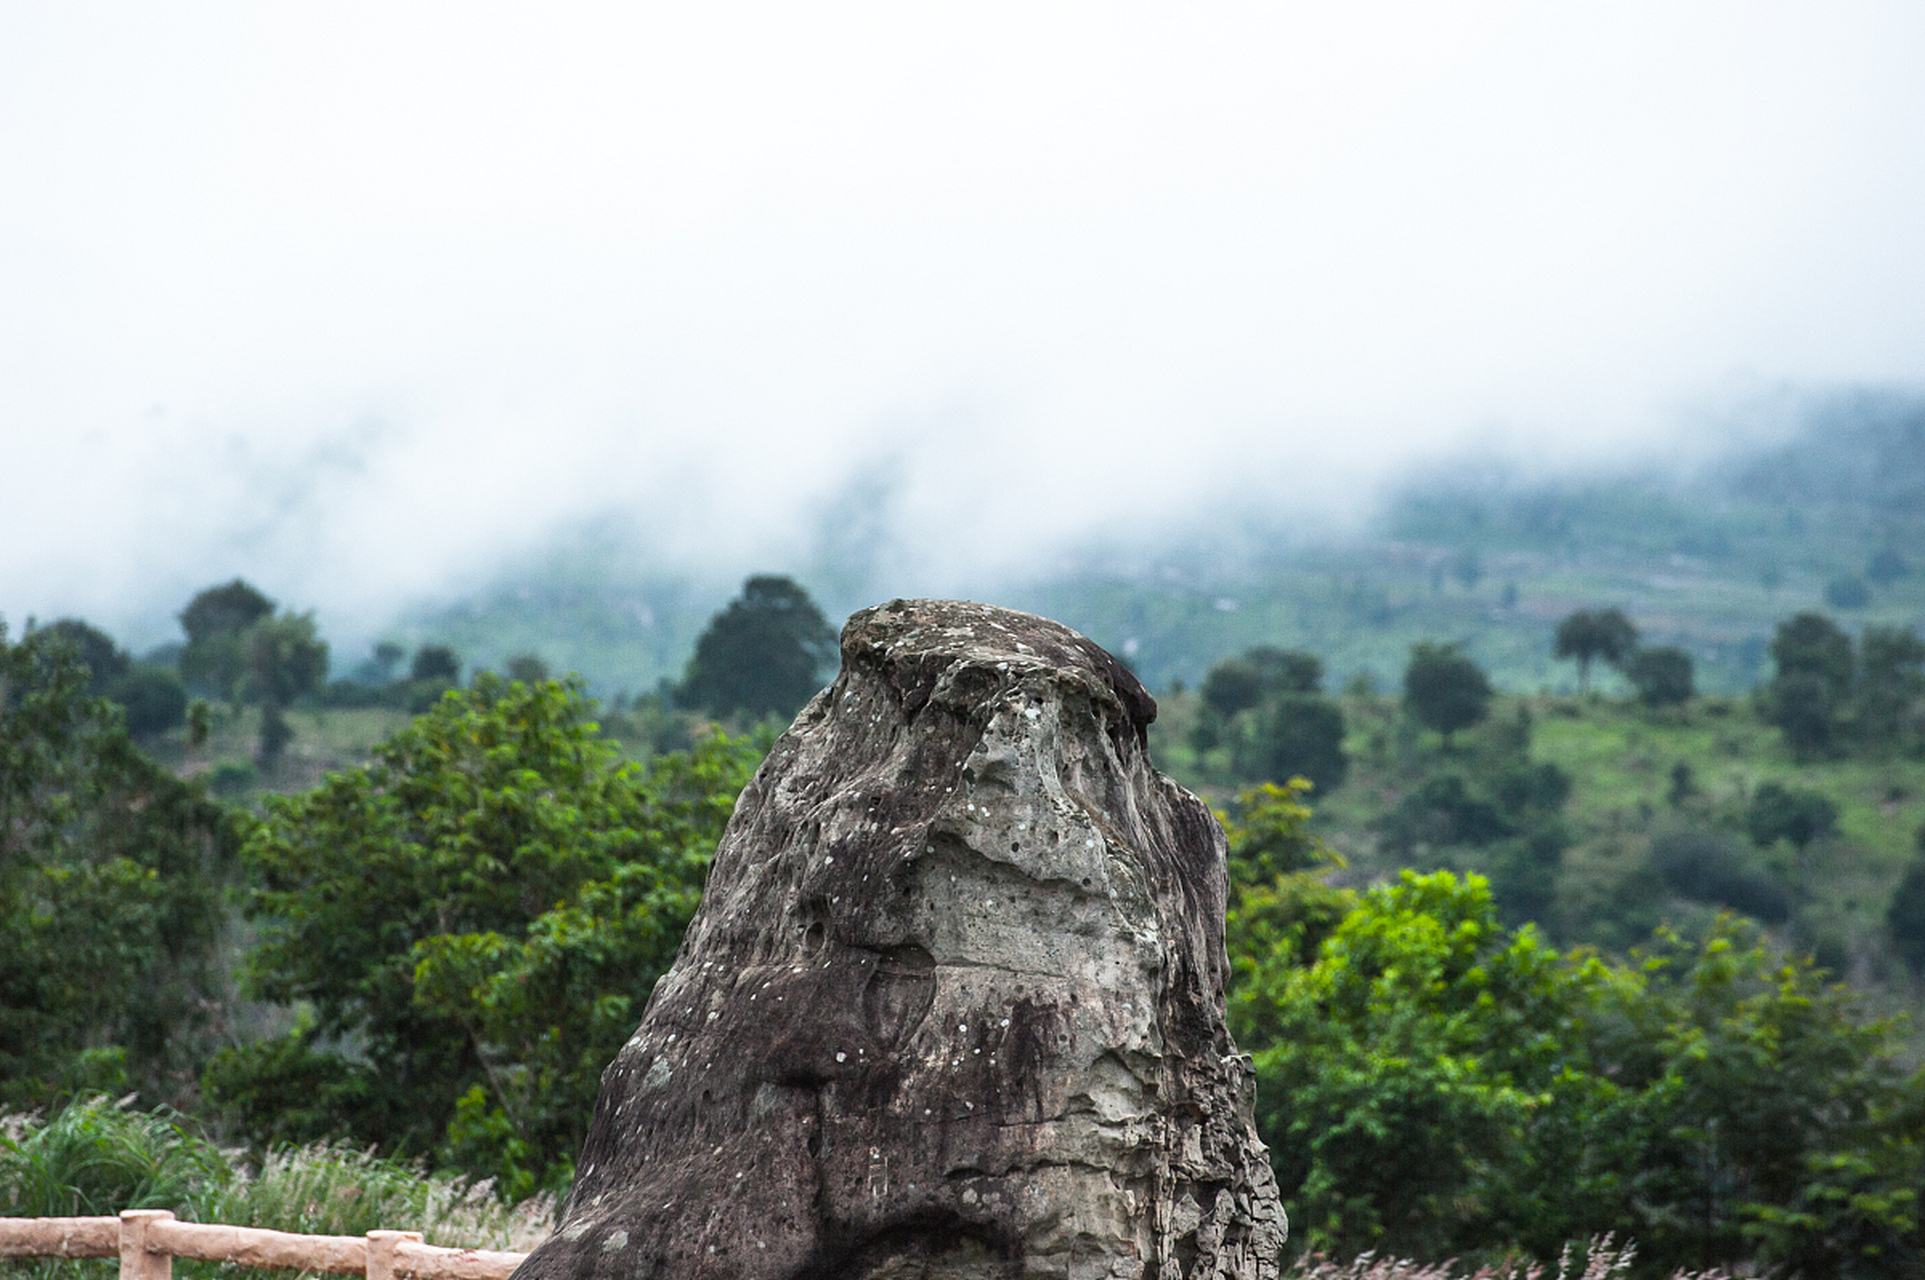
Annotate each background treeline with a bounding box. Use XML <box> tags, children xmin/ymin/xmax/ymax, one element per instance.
<box><xmin>341</xmin><ymin>387</ymin><xmax>1925</xmax><ymax>706</ymax></box>
<box><xmin>6</xmin><ymin>543</ymin><xmax>1925</xmax><ymax>1275</ymax></box>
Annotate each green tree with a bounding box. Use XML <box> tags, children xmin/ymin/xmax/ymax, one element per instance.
<box><xmin>1230</xmin><ymin>868</ymin><xmax>1925</xmax><ymax>1275</ymax></box>
<box><xmin>1553</xmin><ymin>608</ymin><xmax>1638</xmax><ymax>692</ymax></box>
<box><xmin>41</xmin><ymin>619</ymin><xmax>186</xmax><ymax>737</ymax></box>
<box><xmin>1745</xmin><ymin>781</ymin><xmax>1839</xmax><ymax>855</ymax></box>
<box><xmin>1767</xmin><ymin>613</ymin><xmax>1856</xmax><ymax>758</ymax></box>
<box><xmin>1195</xmin><ymin>649</ymin><xmax>1347</xmax><ymax>792</ymax></box>
<box><xmin>1885</xmin><ymin>826</ymin><xmax>1925</xmax><ymax>974</ymax></box>
<box><xmin>42</xmin><ymin>619</ymin><xmax>129</xmax><ymax>694</ymax></box>
<box><xmin>679</xmin><ymin>575</ymin><xmax>836</xmax><ymax>720</ymax></box>
<box><xmin>1859</xmin><ymin>624</ymin><xmax>1925</xmax><ymax>749</ymax></box>
<box><xmin>1236</xmin><ymin>693</ymin><xmax>1348</xmax><ymax>796</ymax></box>
<box><xmin>0</xmin><ymin>623</ymin><xmax>239</xmax><ymax>1107</ymax></box>
<box><xmin>1772</xmin><ymin>611</ymin><xmax>1856</xmax><ymax>698</ymax></box>
<box><xmin>410</xmin><ymin>645</ymin><xmax>460</xmax><ymax>684</ymax></box>
<box><xmin>1218</xmin><ymin>780</ymin><xmax>1337</xmax><ymax>884</ymax></box>
<box><xmin>504</xmin><ymin>653</ymin><xmax>550</xmax><ymax>685</ymax></box>
<box><xmin>245</xmin><ymin>612</ymin><xmax>329</xmax><ymax>767</ymax></box>
<box><xmin>1201</xmin><ymin>657</ymin><xmax>1266</xmax><ymax>718</ymax></box>
<box><xmin>178</xmin><ymin>580</ymin><xmax>275</xmax><ymax>702</ymax></box>
<box><xmin>207</xmin><ymin>675</ymin><xmax>764</xmax><ymax>1193</ymax></box>
<box><xmin>113</xmin><ymin>666</ymin><xmax>190</xmax><ymax>738</ymax></box>
<box><xmin>1771</xmin><ymin>672</ymin><xmax>1842</xmax><ymax>759</ymax></box>
<box><xmin>1623</xmin><ymin>644</ymin><xmax>1694</xmax><ymax>707</ymax></box>
<box><xmin>1402</xmin><ymin>642</ymin><xmax>1492</xmax><ymax>746</ymax></box>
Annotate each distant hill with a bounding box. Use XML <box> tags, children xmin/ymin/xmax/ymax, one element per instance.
<box><xmin>382</xmin><ymin>386</ymin><xmax>1925</xmax><ymax>700</ymax></box>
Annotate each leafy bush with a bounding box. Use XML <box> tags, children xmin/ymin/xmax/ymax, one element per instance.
<box><xmin>208</xmin><ymin>676</ymin><xmax>766</xmax><ymax>1196</ymax></box>
<box><xmin>0</xmin><ymin>625</ymin><xmax>240</xmax><ymax>1108</ymax></box>
<box><xmin>0</xmin><ymin>1096</ymin><xmax>549</xmax><ymax>1280</ymax></box>
<box><xmin>1231</xmin><ymin>870</ymin><xmax>1925</xmax><ymax>1276</ymax></box>
<box><xmin>1648</xmin><ymin>829</ymin><xmax>1791</xmax><ymax>924</ymax></box>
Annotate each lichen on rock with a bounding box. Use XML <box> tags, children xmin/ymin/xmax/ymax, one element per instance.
<box><xmin>513</xmin><ymin>599</ymin><xmax>1286</xmax><ymax>1280</ymax></box>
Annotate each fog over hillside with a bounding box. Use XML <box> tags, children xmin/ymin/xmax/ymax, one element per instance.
<box><xmin>5</xmin><ymin>5</ymin><xmax>1925</xmax><ymax>663</ymax></box>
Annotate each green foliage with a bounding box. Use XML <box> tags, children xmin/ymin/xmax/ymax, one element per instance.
<box><xmin>1220</xmin><ymin>781</ymin><xmax>1340</xmax><ymax>883</ymax></box>
<box><xmin>1554</xmin><ymin>609</ymin><xmax>1638</xmax><ymax>691</ymax></box>
<box><xmin>1193</xmin><ymin>649</ymin><xmax>1349</xmax><ymax>794</ymax></box>
<box><xmin>245</xmin><ymin>613</ymin><xmax>328</xmax><ymax>710</ymax></box>
<box><xmin>1647</xmin><ymin>828</ymin><xmax>1790</xmax><ymax>924</ymax></box>
<box><xmin>1231</xmin><ymin>869</ymin><xmax>1925</xmax><ymax>1276</ymax></box>
<box><xmin>1403</xmin><ymin>642</ymin><xmax>1492</xmax><ymax>746</ymax></box>
<box><xmin>41</xmin><ymin>620</ymin><xmax>129</xmax><ymax>695</ymax></box>
<box><xmin>678</xmin><ymin>575</ymin><xmax>835</xmax><ymax>720</ymax></box>
<box><xmin>504</xmin><ymin>653</ymin><xmax>550</xmax><ymax>685</ymax></box>
<box><xmin>1622</xmin><ymin>646</ymin><xmax>1693</xmax><ymax>708</ymax></box>
<box><xmin>0</xmin><ymin>1095</ymin><xmax>550</xmax><ymax>1267</ymax></box>
<box><xmin>1368</xmin><ymin>704</ymin><xmax>1575</xmax><ymax>928</ymax></box>
<box><xmin>1767</xmin><ymin>613</ymin><xmax>1854</xmax><ymax>757</ymax></box>
<box><xmin>111</xmin><ymin>667</ymin><xmax>189</xmax><ymax>738</ymax></box>
<box><xmin>1859</xmin><ymin>624</ymin><xmax>1925</xmax><ymax>751</ymax></box>
<box><xmin>210</xmin><ymin>675</ymin><xmax>764</xmax><ymax>1193</ymax></box>
<box><xmin>410</xmin><ymin>645</ymin><xmax>461</xmax><ymax>685</ymax></box>
<box><xmin>0</xmin><ymin>624</ymin><xmax>239</xmax><ymax>1108</ymax></box>
<box><xmin>179</xmin><ymin>581</ymin><xmax>276</xmax><ymax>646</ymax></box>
<box><xmin>239</xmin><ymin>609</ymin><xmax>329</xmax><ymax>767</ymax></box>
<box><xmin>1745</xmin><ymin>781</ymin><xmax>1839</xmax><ymax>853</ymax></box>
<box><xmin>178</xmin><ymin>581</ymin><xmax>275</xmax><ymax>702</ymax></box>
<box><xmin>1887</xmin><ymin>828</ymin><xmax>1925</xmax><ymax>974</ymax></box>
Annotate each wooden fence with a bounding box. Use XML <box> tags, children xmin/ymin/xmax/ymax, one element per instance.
<box><xmin>0</xmin><ymin>1211</ymin><xmax>526</xmax><ymax>1280</ymax></box>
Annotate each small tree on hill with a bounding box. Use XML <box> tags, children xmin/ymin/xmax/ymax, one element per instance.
<box><xmin>1887</xmin><ymin>825</ymin><xmax>1925</xmax><ymax>974</ymax></box>
<box><xmin>680</xmin><ymin>575</ymin><xmax>836</xmax><ymax>720</ymax></box>
<box><xmin>178</xmin><ymin>580</ymin><xmax>275</xmax><ymax>702</ymax></box>
<box><xmin>1403</xmin><ymin>642</ymin><xmax>1492</xmax><ymax>747</ymax></box>
<box><xmin>1766</xmin><ymin>613</ymin><xmax>1854</xmax><ymax>757</ymax></box>
<box><xmin>410</xmin><ymin>645</ymin><xmax>460</xmax><ymax>684</ymax></box>
<box><xmin>1624</xmin><ymin>645</ymin><xmax>1694</xmax><ymax>708</ymax></box>
<box><xmin>1859</xmin><ymin>624</ymin><xmax>1925</xmax><ymax>750</ymax></box>
<box><xmin>43</xmin><ymin>619</ymin><xmax>129</xmax><ymax>694</ymax></box>
<box><xmin>1746</xmin><ymin>782</ymin><xmax>1839</xmax><ymax>855</ymax></box>
<box><xmin>1239</xmin><ymin>694</ymin><xmax>1349</xmax><ymax>796</ymax></box>
<box><xmin>0</xmin><ymin>622</ymin><xmax>238</xmax><ymax>1107</ymax></box>
<box><xmin>1553</xmin><ymin>608</ymin><xmax>1638</xmax><ymax>691</ymax></box>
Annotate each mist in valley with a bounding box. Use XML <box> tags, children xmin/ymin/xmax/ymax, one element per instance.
<box><xmin>6</xmin><ymin>3</ymin><xmax>1925</xmax><ymax>685</ymax></box>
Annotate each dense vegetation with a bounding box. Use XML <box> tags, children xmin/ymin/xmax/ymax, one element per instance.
<box><xmin>6</xmin><ymin>420</ymin><xmax>1925</xmax><ymax>1276</ymax></box>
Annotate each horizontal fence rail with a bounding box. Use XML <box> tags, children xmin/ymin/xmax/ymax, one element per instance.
<box><xmin>0</xmin><ymin>1212</ymin><xmax>527</xmax><ymax>1280</ymax></box>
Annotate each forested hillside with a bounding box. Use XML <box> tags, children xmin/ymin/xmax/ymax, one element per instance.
<box><xmin>5</xmin><ymin>397</ymin><xmax>1925</xmax><ymax>1277</ymax></box>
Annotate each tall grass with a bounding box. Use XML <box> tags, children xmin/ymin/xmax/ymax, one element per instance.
<box><xmin>1284</xmin><ymin>1237</ymin><xmax>1747</xmax><ymax>1279</ymax></box>
<box><xmin>2</xmin><ymin>1101</ymin><xmax>1751</xmax><ymax>1280</ymax></box>
<box><xmin>0</xmin><ymin>1098</ymin><xmax>552</xmax><ymax>1280</ymax></box>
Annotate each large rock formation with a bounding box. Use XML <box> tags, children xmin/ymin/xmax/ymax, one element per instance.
<box><xmin>515</xmin><ymin>600</ymin><xmax>1285</xmax><ymax>1280</ymax></box>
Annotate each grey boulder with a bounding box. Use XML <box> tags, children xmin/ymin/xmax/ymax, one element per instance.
<box><xmin>514</xmin><ymin>599</ymin><xmax>1286</xmax><ymax>1280</ymax></box>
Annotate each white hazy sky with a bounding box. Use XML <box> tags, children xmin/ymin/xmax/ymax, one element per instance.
<box><xmin>4</xmin><ymin>2</ymin><xmax>1925</xmax><ymax>643</ymax></box>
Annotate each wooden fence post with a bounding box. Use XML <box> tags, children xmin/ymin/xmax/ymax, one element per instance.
<box><xmin>366</xmin><ymin>1230</ymin><xmax>423</xmax><ymax>1280</ymax></box>
<box><xmin>118</xmin><ymin>1211</ymin><xmax>174</xmax><ymax>1280</ymax></box>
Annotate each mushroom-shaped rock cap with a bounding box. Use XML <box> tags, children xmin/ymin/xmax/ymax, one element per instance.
<box><xmin>515</xmin><ymin>600</ymin><xmax>1285</xmax><ymax>1280</ymax></box>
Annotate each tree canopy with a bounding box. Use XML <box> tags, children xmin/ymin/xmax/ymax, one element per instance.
<box><xmin>678</xmin><ymin>575</ymin><xmax>837</xmax><ymax>720</ymax></box>
<box><xmin>1229</xmin><ymin>866</ymin><xmax>1925</xmax><ymax>1275</ymax></box>
<box><xmin>178</xmin><ymin>580</ymin><xmax>276</xmax><ymax>702</ymax></box>
<box><xmin>1623</xmin><ymin>644</ymin><xmax>1694</xmax><ymax>707</ymax></box>
<box><xmin>0</xmin><ymin>623</ymin><xmax>239</xmax><ymax>1107</ymax></box>
<box><xmin>1553</xmin><ymin>608</ymin><xmax>1638</xmax><ymax>691</ymax></box>
<box><xmin>1402</xmin><ymin>641</ymin><xmax>1492</xmax><ymax>745</ymax></box>
<box><xmin>206</xmin><ymin>674</ymin><xmax>764</xmax><ymax>1195</ymax></box>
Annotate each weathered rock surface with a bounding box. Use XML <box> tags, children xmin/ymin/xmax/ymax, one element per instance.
<box><xmin>515</xmin><ymin>599</ymin><xmax>1286</xmax><ymax>1280</ymax></box>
